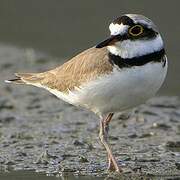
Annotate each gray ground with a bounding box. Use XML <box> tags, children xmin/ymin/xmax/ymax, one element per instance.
<box><xmin>0</xmin><ymin>45</ymin><xmax>180</xmax><ymax>179</ymax></box>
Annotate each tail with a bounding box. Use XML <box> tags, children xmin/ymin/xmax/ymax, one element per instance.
<box><xmin>5</xmin><ymin>73</ymin><xmax>43</xmax><ymax>85</ymax></box>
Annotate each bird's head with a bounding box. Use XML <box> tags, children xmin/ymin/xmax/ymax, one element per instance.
<box><xmin>96</xmin><ymin>14</ymin><xmax>164</xmax><ymax>59</ymax></box>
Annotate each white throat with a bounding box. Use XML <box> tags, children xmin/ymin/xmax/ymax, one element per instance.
<box><xmin>107</xmin><ymin>34</ymin><xmax>164</xmax><ymax>59</ymax></box>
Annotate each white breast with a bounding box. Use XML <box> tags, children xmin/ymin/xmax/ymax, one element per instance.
<box><xmin>60</xmin><ymin>60</ymin><xmax>167</xmax><ymax>116</ymax></box>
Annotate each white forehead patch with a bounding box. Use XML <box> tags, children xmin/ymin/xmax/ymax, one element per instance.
<box><xmin>109</xmin><ymin>23</ymin><xmax>129</xmax><ymax>36</ymax></box>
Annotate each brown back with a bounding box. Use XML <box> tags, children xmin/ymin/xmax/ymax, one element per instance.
<box><xmin>39</xmin><ymin>47</ymin><xmax>113</xmax><ymax>92</ymax></box>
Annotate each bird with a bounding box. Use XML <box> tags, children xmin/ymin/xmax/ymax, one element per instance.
<box><xmin>5</xmin><ymin>14</ymin><xmax>168</xmax><ymax>173</ymax></box>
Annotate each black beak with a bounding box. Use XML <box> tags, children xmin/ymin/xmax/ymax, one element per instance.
<box><xmin>96</xmin><ymin>35</ymin><xmax>120</xmax><ymax>48</ymax></box>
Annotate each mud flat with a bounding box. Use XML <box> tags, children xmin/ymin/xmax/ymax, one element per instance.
<box><xmin>0</xmin><ymin>45</ymin><xmax>180</xmax><ymax>179</ymax></box>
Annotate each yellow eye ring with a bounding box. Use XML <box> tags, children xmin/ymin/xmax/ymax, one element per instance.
<box><xmin>129</xmin><ymin>25</ymin><xmax>144</xmax><ymax>36</ymax></box>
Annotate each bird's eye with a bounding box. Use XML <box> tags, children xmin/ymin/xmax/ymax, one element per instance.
<box><xmin>129</xmin><ymin>25</ymin><xmax>144</xmax><ymax>36</ymax></box>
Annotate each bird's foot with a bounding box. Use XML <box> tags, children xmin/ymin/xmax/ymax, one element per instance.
<box><xmin>107</xmin><ymin>158</ymin><xmax>123</xmax><ymax>173</ymax></box>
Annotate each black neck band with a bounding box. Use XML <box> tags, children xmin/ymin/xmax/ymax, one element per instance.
<box><xmin>108</xmin><ymin>48</ymin><xmax>165</xmax><ymax>68</ymax></box>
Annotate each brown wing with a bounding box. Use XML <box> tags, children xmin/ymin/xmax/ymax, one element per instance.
<box><xmin>9</xmin><ymin>47</ymin><xmax>113</xmax><ymax>92</ymax></box>
<box><xmin>41</xmin><ymin>47</ymin><xmax>113</xmax><ymax>92</ymax></box>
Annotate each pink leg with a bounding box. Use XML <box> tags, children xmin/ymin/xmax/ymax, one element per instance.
<box><xmin>99</xmin><ymin>113</ymin><xmax>122</xmax><ymax>172</ymax></box>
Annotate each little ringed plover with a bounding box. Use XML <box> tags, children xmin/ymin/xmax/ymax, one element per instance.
<box><xmin>5</xmin><ymin>14</ymin><xmax>168</xmax><ymax>172</ymax></box>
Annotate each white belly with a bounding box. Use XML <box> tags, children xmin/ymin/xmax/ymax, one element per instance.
<box><xmin>46</xmin><ymin>61</ymin><xmax>167</xmax><ymax>117</ymax></box>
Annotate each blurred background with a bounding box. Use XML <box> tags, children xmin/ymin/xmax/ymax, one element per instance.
<box><xmin>0</xmin><ymin>0</ymin><xmax>179</xmax><ymax>96</ymax></box>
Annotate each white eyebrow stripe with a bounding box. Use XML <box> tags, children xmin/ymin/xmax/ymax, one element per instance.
<box><xmin>109</xmin><ymin>23</ymin><xmax>129</xmax><ymax>36</ymax></box>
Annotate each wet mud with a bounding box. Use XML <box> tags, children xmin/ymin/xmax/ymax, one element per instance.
<box><xmin>0</xmin><ymin>45</ymin><xmax>180</xmax><ymax>179</ymax></box>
